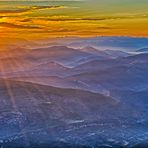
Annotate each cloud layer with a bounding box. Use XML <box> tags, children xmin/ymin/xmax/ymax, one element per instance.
<box><xmin>0</xmin><ymin>0</ymin><xmax>148</xmax><ymax>45</ymax></box>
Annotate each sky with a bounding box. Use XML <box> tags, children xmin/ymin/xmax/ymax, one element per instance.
<box><xmin>0</xmin><ymin>0</ymin><xmax>148</xmax><ymax>46</ymax></box>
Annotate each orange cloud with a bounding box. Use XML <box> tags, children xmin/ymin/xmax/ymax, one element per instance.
<box><xmin>0</xmin><ymin>5</ymin><xmax>67</xmax><ymax>14</ymax></box>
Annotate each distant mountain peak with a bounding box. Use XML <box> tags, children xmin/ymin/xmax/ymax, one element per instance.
<box><xmin>104</xmin><ymin>49</ymin><xmax>130</xmax><ymax>58</ymax></box>
<box><xmin>136</xmin><ymin>47</ymin><xmax>148</xmax><ymax>52</ymax></box>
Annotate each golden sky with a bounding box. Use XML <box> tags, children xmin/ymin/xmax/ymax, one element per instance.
<box><xmin>0</xmin><ymin>0</ymin><xmax>148</xmax><ymax>46</ymax></box>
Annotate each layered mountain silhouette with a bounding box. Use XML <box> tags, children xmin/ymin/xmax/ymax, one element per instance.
<box><xmin>0</xmin><ymin>43</ymin><xmax>148</xmax><ymax>147</ymax></box>
<box><xmin>68</xmin><ymin>37</ymin><xmax>148</xmax><ymax>51</ymax></box>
